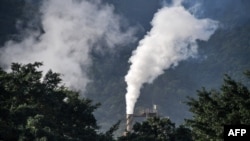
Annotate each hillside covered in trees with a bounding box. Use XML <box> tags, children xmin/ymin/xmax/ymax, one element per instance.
<box><xmin>0</xmin><ymin>0</ymin><xmax>250</xmax><ymax>139</ymax></box>
<box><xmin>1</xmin><ymin>62</ymin><xmax>250</xmax><ymax>140</ymax></box>
<box><xmin>86</xmin><ymin>0</ymin><xmax>250</xmax><ymax>130</ymax></box>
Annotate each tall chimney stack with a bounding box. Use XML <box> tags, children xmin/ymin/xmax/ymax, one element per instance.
<box><xmin>126</xmin><ymin>114</ymin><xmax>133</xmax><ymax>132</ymax></box>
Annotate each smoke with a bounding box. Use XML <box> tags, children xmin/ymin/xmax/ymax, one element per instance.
<box><xmin>0</xmin><ymin>0</ymin><xmax>134</xmax><ymax>95</ymax></box>
<box><xmin>125</xmin><ymin>0</ymin><xmax>218</xmax><ymax>114</ymax></box>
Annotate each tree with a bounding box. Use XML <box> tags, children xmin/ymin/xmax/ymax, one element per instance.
<box><xmin>186</xmin><ymin>74</ymin><xmax>250</xmax><ymax>140</ymax></box>
<box><xmin>0</xmin><ymin>62</ymin><xmax>115</xmax><ymax>141</ymax></box>
<box><xmin>117</xmin><ymin>117</ymin><xmax>193</xmax><ymax>141</ymax></box>
<box><xmin>175</xmin><ymin>125</ymin><xmax>193</xmax><ymax>141</ymax></box>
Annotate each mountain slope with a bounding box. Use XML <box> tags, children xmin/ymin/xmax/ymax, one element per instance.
<box><xmin>0</xmin><ymin>0</ymin><xmax>250</xmax><ymax>134</ymax></box>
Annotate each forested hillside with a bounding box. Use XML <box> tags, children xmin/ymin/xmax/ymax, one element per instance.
<box><xmin>86</xmin><ymin>0</ymin><xmax>250</xmax><ymax>131</ymax></box>
<box><xmin>0</xmin><ymin>0</ymin><xmax>24</xmax><ymax>44</ymax></box>
<box><xmin>0</xmin><ymin>0</ymin><xmax>250</xmax><ymax>134</ymax></box>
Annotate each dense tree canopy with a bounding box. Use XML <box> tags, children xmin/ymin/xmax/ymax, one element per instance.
<box><xmin>186</xmin><ymin>73</ymin><xmax>250</xmax><ymax>140</ymax></box>
<box><xmin>1</xmin><ymin>0</ymin><xmax>250</xmax><ymax>133</ymax></box>
<box><xmin>0</xmin><ymin>1</ymin><xmax>250</xmax><ymax>140</ymax></box>
<box><xmin>0</xmin><ymin>62</ymin><xmax>115</xmax><ymax>141</ymax></box>
<box><xmin>117</xmin><ymin>117</ymin><xmax>193</xmax><ymax>141</ymax></box>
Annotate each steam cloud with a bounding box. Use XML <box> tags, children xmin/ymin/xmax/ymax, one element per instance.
<box><xmin>0</xmin><ymin>0</ymin><xmax>134</xmax><ymax>94</ymax></box>
<box><xmin>125</xmin><ymin>1</ymin><xmax>218</xmax><ymax>114</ymax></box>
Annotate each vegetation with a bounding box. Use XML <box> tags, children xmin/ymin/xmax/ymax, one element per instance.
<box><xmin>0</xmin><ymin>62</ymin><xmax>115</xmax><ymax>141</ymax></box>
<box><xmin>1</xmin><ymin>62</ymin><xmax>249</xmax><ymax>140</ymax></box>
<box><xmin>118</xmin><ymin>117</ymin><xmax>193</xmax><ymax>141</ymax></box>
<box><xmin>1</xmin><ymin>0</ymin><xmax>250</xmax><ymax>132</ymax></box>
<box><xmin>1</xmin><ymin>0</ymin><xmax>250</xmax><ymax>140</ymax></box>
<box><xmin>115</xmin><ymin>71</ymin><xmax>250</xmax><ymax>141</ymax></box>
<box><xmin>86</xmin><ymin>22</ymin><xmax>250</xmax><ymax>130</ymax></box>
<box><xmin>0</xmin><ymin>62</ymin><xmax>193</xmax><ymax>141</ymax></box>
<box><xmin>186</xmin><ymin>72</ymin><xmax>250</xmax><ymax>140</ymax></box>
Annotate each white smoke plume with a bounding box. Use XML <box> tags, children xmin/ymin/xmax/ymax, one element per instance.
<box><xmin>0</xmin><ymin>0</ymin><xmax>134</xmax><ymax>95</ymax></box>
<box><xmin>125</xmin><ymin>0</ymin><xmax>218</xmax><ymax>114</ymax></box>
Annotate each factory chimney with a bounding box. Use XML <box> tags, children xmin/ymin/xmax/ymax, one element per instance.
<box><xmin>126</xmin><ymin>114</ymin><xmax>133</xmax><ymax>132</ymax></box>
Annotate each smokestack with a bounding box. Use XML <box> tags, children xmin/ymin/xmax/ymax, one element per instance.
<box><xmin>124</xmin><ymin>0</ymin><xmax>218</xmax><ymax>116</ymax></box>
<box><xmin>126</xmin><ymin>114</ymin><xmax>133</xmax><ymax>132</ymax></box>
